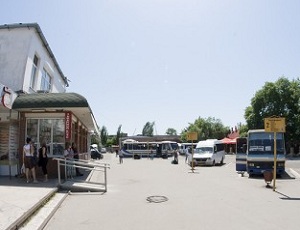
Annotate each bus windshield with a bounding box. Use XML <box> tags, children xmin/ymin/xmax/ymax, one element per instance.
<box><xmin>248</xmin><ymin>132</ymin><xmax>285</xmax><ymax>154</ymax></box>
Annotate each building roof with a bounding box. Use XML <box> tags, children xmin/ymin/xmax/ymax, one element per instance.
<box><xmin>0</xmin><ymin>23</ymin><xmax>69</xmax><ymax>87</ymax></box>
<box><xmin>12</xmin><ymin>92</ymin><xmax>99</xmax><ymax>134</ymax></box>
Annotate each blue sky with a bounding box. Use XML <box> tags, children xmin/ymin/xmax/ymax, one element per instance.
<box><xmin>1</xmin><ymin>0</ymin><xmax>300</xmax><ymax>135</ymax></box>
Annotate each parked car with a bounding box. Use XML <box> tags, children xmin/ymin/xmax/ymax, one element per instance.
<box><xmin>90</xmin><ymin>145</ymin><xmax>103</xmax><ymax>160</ymax></box>
<box><xmin>101</xmin><ymin>147</ymin><xmax>107</xmax><ymax>153</ymax></box>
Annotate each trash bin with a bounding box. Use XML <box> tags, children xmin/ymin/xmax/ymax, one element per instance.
<box><xmin>263</xmin><ymin>170</ymin><xmax>273</xmax><ymax>188</ymax></box>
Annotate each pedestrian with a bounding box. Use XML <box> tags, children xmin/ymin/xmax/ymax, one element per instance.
<box><xmin>23</xmin><ymin>137</ymin><xmax>38</xmax><ymax>183</ymax></box>
<box><xmin>185</xmin><ymin>147</ymin><xmax>190</xmax><ymax>163</ymax></box>
<box><xmin>64</xmin><ymin>142</ymin><xmax>74</xmax><ymax>178</ymax></box>
<box><xmin>38</xmin><ymin>142</ymin><xmax>48</xmax><ymax>182</ymax></box>
<box><xmin>172</xmin><ymin>148</ymin><xmax>179</xmax><ymax>164</ymax></box>
<box><xmin>72</xmin><ymin>142</ymin><xmax>83</xmax><ymax>176</ymax></box>
<box><xmin>118</xmin><ymin>150</ymin><xmax>124</xmax><ymax>164</ymax></box>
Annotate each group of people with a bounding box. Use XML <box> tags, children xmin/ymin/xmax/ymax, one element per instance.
<box><xmin>64</xmin><ymin>142</ymin><xmax>83</xmax><ymax>177</ymax></box>
<box><xmin>22</xmin><ymin>137</ymin><xmax>83</xmax><ymax>183</ymax></box>
<box><xmin>22</xmin><ymin>137</ymin><xmax>48</xmax><ymax>183</ymax></box>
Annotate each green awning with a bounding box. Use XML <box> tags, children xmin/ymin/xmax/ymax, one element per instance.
<box><xmin>12</xmin><ymin>92</ymin><xmax>99</xmax><ymax>134</ymax></box>
<box><xmin>12</xmin><ymin>92</ymin><xmax>88</xmax><ymax>109</ymax></box>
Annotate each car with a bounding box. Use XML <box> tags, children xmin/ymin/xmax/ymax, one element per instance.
<box><xmin>90</xmin><ymin>145</ymin><xmax>103</xmax><ymax>160</ymax></box>
<box><xmin>101</xmin><ymin>147</ymin><xmax>107</xmax><ymax>153</ymax></box>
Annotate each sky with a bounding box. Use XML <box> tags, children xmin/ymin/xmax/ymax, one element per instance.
<box><xmin>1</xmin><ymin>0</ymin><xmax>300</xmax><ymax>135</ymax></box>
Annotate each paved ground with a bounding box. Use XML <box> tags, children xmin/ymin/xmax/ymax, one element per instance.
<box><xmin>0</xmin><ymin>176</ymin><xmax>60</xmax><ymax>230</ymax></box>
<box><xmin>1</xmin><ymin>154</ymin><xmax>300</xmax><ymax>230</ymax></box>
<box><xmin>44</xmin><ymin>154</ymin><xmax>300</xmax><ymax>230</ymax></box>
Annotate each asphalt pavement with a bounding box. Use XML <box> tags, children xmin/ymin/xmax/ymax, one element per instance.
<box><xmin>46</xmin><ymin>154</ymin><xmax>300</xmax><ymax>230</ymax></box>
<box><xmin>1</xmin><ymin>154</ymin><xmax>300</xmax><ymax>230</ymax></box>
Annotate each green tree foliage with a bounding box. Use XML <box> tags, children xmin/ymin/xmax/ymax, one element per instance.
<box><xmin>91</xmin><ymin>131</ymin><xmax>100</xmax><ymax>146</ymax></box>
<box><xmin>244</xmin><ymin>77</ymin><xmax>300</xmax><ymax>143</ymax></box>
<box><xmin>181</xmin><ymin>117</ymin><xmax>229</xmax><ymax>142</ymax></box>
<box><xmin>166</xmin><ymin>128</ymin><xmax>177</xmax><ymax>135</ymax></box>
<box><xmin>106</xmin><ymin>136</ymin><xmax>116</xmax><ymax>147</ymax></box>
<box><xmin>237</xmin><ymin>122</ymin><xmax>248</xmax><ymax>137</ymax></box>
<box><xmin>142</xmin><ymin>121</ymin><xmax>155</xmax><ymax>136</ymax></box>
<box><xmin>100</xmin><ymin>126</ymin><xmax>108</xmax><ymax>146</ymax></box>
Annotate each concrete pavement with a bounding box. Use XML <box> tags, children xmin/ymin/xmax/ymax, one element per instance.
<box><xmin>0</xmin><ymin>176</ymin><xmax>60</xmax><ymax>230</ymax></box>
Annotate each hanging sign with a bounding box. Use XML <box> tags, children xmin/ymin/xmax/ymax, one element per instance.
<box><xmin>264</xmin><ymin>117</ymin><xmax>286</xmax><ymax>132</ymax></box>
<box><xmin>65</xmin><ymin>112</ymin><xmax>72</xmax><ymax>140</ymax></box>
<box><xmin>1</xmin><ymin>85</ymin><xmax>17</xmax><ymax>109</ymax></box>
<box><xmin>187</xmin><ymin>132</ymin><xmax>198</xmax><ymax>141</ymax></box>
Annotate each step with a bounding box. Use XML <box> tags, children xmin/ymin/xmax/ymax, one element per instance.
<box><xmin>19</xmin><ymin>192</ymin><xmax>68</xmax><ymax>230</ymax></box>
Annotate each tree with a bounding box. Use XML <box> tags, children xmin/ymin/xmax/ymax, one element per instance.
<box><xmin>237</xmin><ymin>122</ymin><xmax>248</xmax><ymax>137</ymax></box>
<box><xmin>100</xmin><ymin>126</ymin><xmax>108</xmax><ymax>146</ymax></box>
<box><xmin>166</xmin><ymin>128</ymin><xmax>177</xmax><ymax>135</ymax></box>
<box><xmin>91</xmin><ymin>131</ymin><xmax>100</xmax><ymax>146</ymax></box>
<box><xmin>244</xmin><ymin>77</ymin><xmax>300</xmax><ymax>144</ymax></box>
<box><xmin>181</xmin><ymin>117</ymin><xmax>228</xmax><ymax>142</ymax></box>
<box><xmin>116</xmin><ymin>125</ymin><xmax>122</xmax><ymax>146</ymax></box>
<box><xmin>142</xmin><ymin>121</ymin><xmax>155</xmax><ymax>136</ymax></box>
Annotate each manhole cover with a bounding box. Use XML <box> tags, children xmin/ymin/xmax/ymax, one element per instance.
<box><xmin>146</xmin><ymin>195</ymin><xmax>168</xmax><ymax>203</ymax></box>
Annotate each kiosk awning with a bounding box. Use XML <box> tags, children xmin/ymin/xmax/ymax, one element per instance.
<box><xmin>12</xmin><ymin>92</ymin><xmax>99</xmax><ymax>134</ymax></box>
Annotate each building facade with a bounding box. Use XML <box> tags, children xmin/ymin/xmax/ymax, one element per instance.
<box><xmin>0</xmin><ymin>23</ymin><xmax>98</xmax><ymax>177</ymax></box>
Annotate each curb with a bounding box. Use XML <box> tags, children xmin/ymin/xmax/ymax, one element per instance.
<box><xmin>8</xmin><ymin>188</ymin><xmax>58</xmax><ymax>230</ymax></box>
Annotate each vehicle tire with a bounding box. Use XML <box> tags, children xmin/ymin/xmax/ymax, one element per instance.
<box><xmin>220</xmin><ymin>157</ymin><xmax>224</xmax><ymax>166</ymax></box>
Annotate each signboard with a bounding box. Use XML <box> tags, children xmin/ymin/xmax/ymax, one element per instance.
<box><xmin>1</xmin><ymin>85</ymin><xmax>17</xmax><ymax>109</ymax></box>
<box><xmin>187</xmin><ymin>132</ymin><xmax>197</xmax><ymax>141</ymax></box>
<box><xmin>65</xmin><ymin>112</ymin><xmax>72</xmax><ymax>140</ymax></box>
<box><xmin>264</xmin><ymin>117</ymin><xmax>286</xmax><ymax>132</ymax></box>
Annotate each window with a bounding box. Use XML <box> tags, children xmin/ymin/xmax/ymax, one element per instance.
<box><xmin>41</xmin><ymin>68</ymin><xmax>52</xmax><ymax>92</ymax></box>
<box><xmin>26</xmin><ymin>118</ymin><xmax>65</xmax><ymax>156</ymax></box>
<box><xmin>30</xmin><ymin>55</ymin><xmax>39</xmax><ymax>90</ymax></box>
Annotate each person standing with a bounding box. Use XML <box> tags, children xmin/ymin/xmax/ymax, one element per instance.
<box><xmin>173</xmin><ymin>148</ymin><xmax>179</xmax><ymax>164</ymax></box>
<box><xmin>72</xmin><ymin>142</ymin><xmax>83</xmax><ymax>176</ymax></box>
<box><xmin>64</xmin><ymin>143</ymin><xmax>74</xmax><ymax>179</ymax></box>
<box><xmin>23</xmin><ymin>137</ymin><xmax>38</xmax><ymax>183</ymax></box>
<box><xmin>38</xmin><ymin>142</ymin><xmax>48</xmax><ymax>182</ymax></box>
<box><xmin>118</xmin><ymin>149</ymin><xmax>124</xmax><ymax>164</ymax></box>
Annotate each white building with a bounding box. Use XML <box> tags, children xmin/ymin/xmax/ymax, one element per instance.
<box><xmin>0</xmin><ymin>23</ymin><xmax>98</xmax><ymax>177</ymax></box>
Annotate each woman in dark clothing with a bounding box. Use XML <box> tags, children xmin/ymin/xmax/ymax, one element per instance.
<box><xmin>38</xmin><ymin>142</ymin><xmax>48</xmax><ymax>182</ymax></box>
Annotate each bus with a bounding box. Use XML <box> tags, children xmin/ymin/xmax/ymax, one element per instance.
<box><xmin>235</xmin><ymin>137</ymin><xmax>247</xmax><ymax>173</ymax></box>
<box><xmin>187</xmin><ymin>139</ymin><xmax>225</xmax><ymax>166</ymax></box>
<box><xmin>178</xmin><ymin>143</ymin><xmax>197</xmax><ymax>155</ymax></box>
<box><xmin>120</xmin><ymin>140</ymin><xmax>178</xmax><ymax>158</ymax></box>
<box><xmin>237</xmin><ymin>129</ymin><xmax>286</xmax><ymax>176</ymax></box>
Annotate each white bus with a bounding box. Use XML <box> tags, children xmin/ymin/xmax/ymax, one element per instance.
<box><xmin>188</xmin><ymin>139</ymin><xmax>225</xmax><ymax>166</ymax></box>
<box><xmin>179</xmin><ymin>143</ymin><xmax>197</xmax><ymax>155</ymax></box>
<box><xmin>120</xmin><ymin>140</ymin><xmax>178</xmax><ymax>158</ymax></box>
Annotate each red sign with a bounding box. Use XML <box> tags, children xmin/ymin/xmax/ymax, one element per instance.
<box><xmin>65</xmin><ymin>112</ymin><xmax>72</xmax><ymax>140</ymax></box>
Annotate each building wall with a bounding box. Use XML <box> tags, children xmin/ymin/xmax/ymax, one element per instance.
<box><xmin>0</xmin><ymin>29</ymin><xmax>29</xmax><ymax>91</ymax></box>
<box><xmin>0</xmin><ymin>25</ymin><xmax>66</xmax><ymax>93</ymax></box>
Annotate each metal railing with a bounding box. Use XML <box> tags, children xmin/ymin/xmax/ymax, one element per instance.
<box><xmin>53</xmin><ymin>157</ymin><xmax>110</xmax><ymax>192</ymax></box>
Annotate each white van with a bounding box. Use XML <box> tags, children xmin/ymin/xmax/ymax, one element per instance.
<box><xmin>188</xmin><ymin>139</ymin><xmax>225</xmax><ymax>166</ymax></box>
